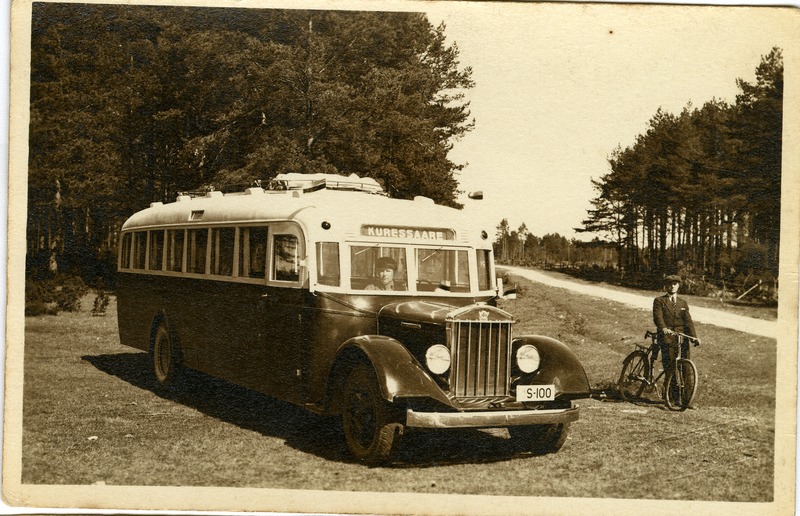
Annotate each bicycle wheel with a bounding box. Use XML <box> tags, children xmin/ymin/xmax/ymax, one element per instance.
<box><xmin>664</xmin><ymin>359</ymin><xmax>698</xmax><ymax>411</ymax></box>
<box><xmin>618</xmin><ymin>350</ymin><xmax>650</xmax><ymax>401</ymax></box>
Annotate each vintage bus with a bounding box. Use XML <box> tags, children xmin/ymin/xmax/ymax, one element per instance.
<box><xmin>116</xmin><ymin>173</ymin><xmax>590</xmax><ymax>464</ymax></box>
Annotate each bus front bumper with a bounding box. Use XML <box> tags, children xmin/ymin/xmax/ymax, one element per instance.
<box><xmin>405</xmin><ymin>405</ymin><xmax>579</xmax><ymax>429</ymax></box>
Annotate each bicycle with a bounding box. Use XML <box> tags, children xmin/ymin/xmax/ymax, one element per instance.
<box><xmin>617</xmin><ymin>330</ymin><xmax>699</xmax><ymax>411</ymax></box>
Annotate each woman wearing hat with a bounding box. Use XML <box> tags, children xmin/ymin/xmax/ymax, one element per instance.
<box><xmin>653</xmin><ymin>275</ymin><xmax>700</xmax><ymax>394</ymax></box>
<box><xmin>365</xmin><ymin>256</ymin><xmax>404</xmax><ymax>291</ymax></box>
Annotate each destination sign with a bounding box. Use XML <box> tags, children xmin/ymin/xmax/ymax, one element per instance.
<box><xmin>362</xmin><ymin>225</ymin><xmax>455</xmax><ymax>241</ymax></box>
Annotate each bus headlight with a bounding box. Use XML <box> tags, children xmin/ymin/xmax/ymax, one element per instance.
<box><xmin>425</xmin><ymin>344</ymin><xmax>451</xmax><ymax>375</ymax></box>
<box><xmin>516</xmin><ymin>345</ymin><xmax>541</xmax><ymax>373</ymax></box>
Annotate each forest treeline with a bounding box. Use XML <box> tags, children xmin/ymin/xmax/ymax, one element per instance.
<box><xmin>494</xmin><ymin>221</ymin><xmax>614</xmax><ymax>268</ymax></box>
<box><xmin>27</xmin><ymin>4</ymin><xmax>474</xmax><ymax>284</ymax></box>
<box><xmin>494</xmin><ymin>221</ymin><xmax>619</xmax><ymax>285</ymax></box>
<box><xmin>578</xmin><ymin>48</ymin><xmax>782</xmax><ymax>292</ymax></box>
<box><xmin>25</xmin><ymin>3</ymin><xmax>783</xmax><ymax>305</ymax></box>
<box><xmin>494</xmin><ymin>48</ymin><xmax>782</xmax><ymax>300</ymax></box>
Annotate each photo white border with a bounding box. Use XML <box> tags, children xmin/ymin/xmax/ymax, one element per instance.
<box><xmin>3</xmin><ymin>1</ymin><xmax>798</xmax><ymax>514</ymax></box>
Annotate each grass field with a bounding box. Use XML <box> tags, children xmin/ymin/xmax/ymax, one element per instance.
<box><xmin>21</xmin><ymin>275</ymin><xmax>777</xmax><ymax>501</ymax></box>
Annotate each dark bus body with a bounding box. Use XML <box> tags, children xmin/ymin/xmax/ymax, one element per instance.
<box><xmin>117</xmin><ymin>174</ymin><xmax>590</xmax><ymax>463</ymax></box>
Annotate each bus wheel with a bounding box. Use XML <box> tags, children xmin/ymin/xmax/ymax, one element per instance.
<box><xmin>150</xmin><ymin>323</ymin><xmax>182</xmax><ymax>389</ymax></box>
<box><xmin>508</xmin><ymin>423</ymin><xmax>570</xmax><ymax>455</ymax></box>
<box><xmin>342</xmin><ymin>364</ymin><xmax>403</xmax><ymax>465</ymax></box>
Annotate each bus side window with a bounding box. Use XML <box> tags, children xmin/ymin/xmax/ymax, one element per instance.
<box><xmin>454</xmin><ymin>250</ymin><xmax>470</xmax><ymax>291</ymax></box>
<box><xmin>187</xmin><ymin>228</ymin><xmax>208</xmax><ymax>274</ymax></box>
<box><xmin>210</xmin><ymin>227</ymin><xmax>235</xmax><ymax>276</ymax></box>
<box><xmin>132</xmin><ymin>231</ymin><xmax>147</xmax><ymax>270</ymax></box>
<box><xmin>477</xmin><ymin>249</ymin><xmax>492</xmax><ymax>291</ymax></box>
<box><xmin>166</xmin><ymin>229</ymin><xmax>184</xmax><ymax>272</ymax></box>
<box><xmin>273</xmin><ymin>235</ymin><xmax>299</xmax><ymax>282</ymax></box>
<box><xmin>149</xmin><ymin>230</ymin><xmax>164</xmax><ymax>271</ymax></box>
<box><xmin>316</xmin><ymin>242</ymin><xmax>340</xmax><ymax>286</ymax></box>
<box><xmin>119</xmin><ymin>233</ymin><xmax>132</xmax><ymax>269</ymax></box>
<box><xmin>239</xmin><ymin>226</ymin><xmax>267</xmax><ymax>279</ymax></box>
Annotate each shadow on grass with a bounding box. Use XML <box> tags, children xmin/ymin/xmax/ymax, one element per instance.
<box><xmin>82</xmin><ymin>352</ymin><xmax>534</xmax><ymax>467</ymax></box>
<box><xmin>591</xmin><ymin>385</ymin><xmax>672</xmax><ymax>411</ymax></box>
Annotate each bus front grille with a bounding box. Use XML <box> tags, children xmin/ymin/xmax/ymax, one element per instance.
<box><xmin>449</xmin><ymin>320</ymin><xmax>512</xmax><ymax>398</ymax></box>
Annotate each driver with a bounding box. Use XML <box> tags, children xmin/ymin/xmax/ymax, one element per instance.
<box><xmin>365</xmin><ymin>256</ymin><xmax>401</xmax><ymax>291</ymax></box>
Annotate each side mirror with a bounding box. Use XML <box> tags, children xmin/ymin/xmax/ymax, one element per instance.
<box><xmin>496</xmin><ymin>278</ymin><xmax>517</xmax><ymax>300</ymax></box>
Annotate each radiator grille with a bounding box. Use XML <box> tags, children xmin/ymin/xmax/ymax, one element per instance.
<box><xmin>450</xmin><ymin>320</ymin><xmax>512</xmax><ymax>397</ymax></box>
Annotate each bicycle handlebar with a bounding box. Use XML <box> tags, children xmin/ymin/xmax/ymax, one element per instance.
<box><xmin>646</xmin><ymin>329</ymin><xmax>700</xmax><ymax>345</ymax></box>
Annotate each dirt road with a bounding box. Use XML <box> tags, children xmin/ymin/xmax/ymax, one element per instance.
<box><xmin>500</xmin><ymin>266</ymin><xmax>777</xmax><ymax>339</ymax></box>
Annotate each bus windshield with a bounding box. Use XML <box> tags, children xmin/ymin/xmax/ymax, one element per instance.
<box><xmin>416</xmin><ymin>247</ymin><xmax>470</xmax><ymax>293</ymax></box>
<box><xmin>350</xmin><ymin>245</ymin><xmax>408</xmax><ymax>291</ymax></box>
<box><xmin>345</xmin><ymin>244</ymin><xmax>491</xmax><ymax>294</ymax></box>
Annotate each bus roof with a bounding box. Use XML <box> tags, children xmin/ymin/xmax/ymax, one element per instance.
<box><xmin>121</xmin><ymin>184</ymin><xmax>492</xmax><ymax>248</ymax></box>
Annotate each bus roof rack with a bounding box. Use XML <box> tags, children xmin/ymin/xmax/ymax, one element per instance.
<box><xmin>176</xmin><ymin>173</ymin><xmax>385</xmax><ymax>200</ymax></box>
<box><xmin>266</xmin><ymin>173</ymin><xmax>385</xmax><ymax>195</ymax></box>
<box><xmin>178</xmin><ymin>186</ymin><xmax>215</xmax><ymax>198</ymax></box>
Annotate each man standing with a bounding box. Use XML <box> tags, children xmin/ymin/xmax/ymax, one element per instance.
<box><xmin>653</xmin><ymin>275</ymin><xmax>700</xmax><ymax>380</ymax></box>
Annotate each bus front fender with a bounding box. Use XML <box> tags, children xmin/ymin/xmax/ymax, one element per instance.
<box><xmin>339</xmin><ymin>335</ymin><xmax>453</xmax><ymax>407</ymax></box>
<box><xmin>513</xmin><ymin>335</ymin><xmax>591</xmax><ymax>397</ymax></box>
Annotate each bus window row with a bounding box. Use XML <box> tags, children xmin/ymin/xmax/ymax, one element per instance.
<box><xmin>118</xmin><ymin>226</ymin><xmax>300</xmax><ymax>283</ymax></box>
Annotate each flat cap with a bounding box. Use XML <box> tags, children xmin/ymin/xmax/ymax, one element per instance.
<box><xmin>664</xmin><ymin>274</ymin><xmax>682</xmax><ymax>283</ymax></box>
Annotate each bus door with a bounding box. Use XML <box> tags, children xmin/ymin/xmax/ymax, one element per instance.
<box><xmin>229</xmin><ymin>224</ymin><xmax>306</xmax><ymax>400</ymax></box>
<box><xmin>223</xmin><ymin>225</ymin><xmax>270</xmax><ymax>390</ymax></box>
<box><xmin>259</xmin><ymin>224</ymin><xmax>307</xmax><ymax>402</ymax></box>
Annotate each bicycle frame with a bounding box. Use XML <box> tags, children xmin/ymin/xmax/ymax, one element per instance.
<box><xmin>619</xmin><ymin>330</ymin><xmax>699</xmax><ymax>409</ymax></box>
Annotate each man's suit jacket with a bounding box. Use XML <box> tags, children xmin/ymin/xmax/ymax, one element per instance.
<box><xmin>653</xmin><ymin>294</ymin><xmax>697</xmax><ymax>345</ymax></box>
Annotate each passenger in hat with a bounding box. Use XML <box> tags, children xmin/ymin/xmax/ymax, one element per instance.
<box><xmin>652</xmin><ymin>275</ymin><xmax>700</xmax><ymax>401</ymax></box>
<box><xmin>365</xmin><ymin>256</ymin><xmax>402</xmax><ymax>291</ymax></box>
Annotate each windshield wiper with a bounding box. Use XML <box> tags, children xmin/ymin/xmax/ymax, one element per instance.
<box><xmin>421</xmin><ymin>246</ymin><xmax>446</xmax><ymax>263</ymax></box>
<box><xmin>353</xmin><ymin>244</ymin><xmax>381</xmax><ymax>256</ymax></box>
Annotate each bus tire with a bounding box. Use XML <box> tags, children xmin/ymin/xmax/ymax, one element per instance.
<box><xmin>508</xmin><ymin>422</ymin><xmax>570</xmax><ymax>455</ymax></box>
<box><xmin>150</xmin><ymin>322</ymin><xmax>183</xmax><ymax>390</ymax></box>
<box><xmin>342</xmin><ymin>363</ymin><xmax>403</xmax><ymax>465</ymax></box>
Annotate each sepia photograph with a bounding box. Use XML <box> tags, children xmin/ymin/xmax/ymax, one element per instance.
<box><xmin>4</xmin><ymin>0</ymin><xmax>799</xmax><ymax>514</ymax></box>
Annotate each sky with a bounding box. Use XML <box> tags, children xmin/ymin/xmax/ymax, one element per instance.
<box><xmin>418</xmin><ymin>2</ymin><xmax>794</xmax><ymax>241</ymax></box>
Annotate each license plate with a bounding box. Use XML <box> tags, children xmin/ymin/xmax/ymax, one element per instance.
<box><xmin>516</xmin><ymin>384</ymin><xmax>556</xmax><ymax>402</ymax></box>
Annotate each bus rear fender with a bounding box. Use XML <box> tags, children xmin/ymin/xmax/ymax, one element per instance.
<box><xmin>326</xmin><ymin>335</ymin><xmax>452</xmax><ymax>414</ymax></box>
<box><xmin>149</xmin><ymin>310</ymin><xmax>168</xmax><ymax>341</ymax></box>
<box><xmin>148</xmin><ymin>310</ymin><xmax>186</xmax><ymax>364</ymax></box>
